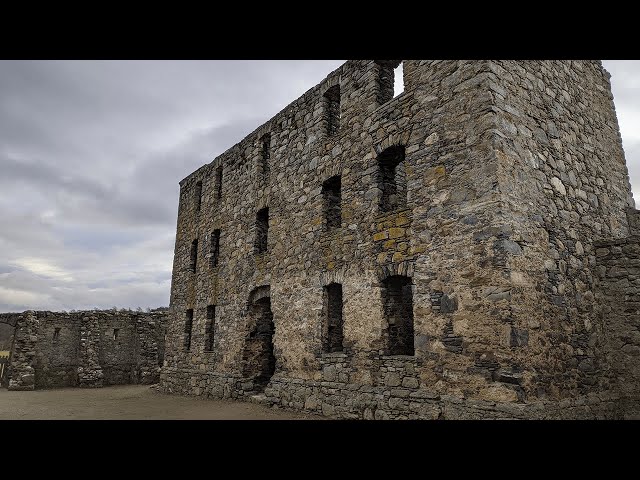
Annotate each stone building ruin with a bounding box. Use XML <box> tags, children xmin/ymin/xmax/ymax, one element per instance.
<box><xmin>2</xmin><ymin>310</ymin><xmax>166</xmax><ymax>390</ymax></box>
<box><xmin>160</xmin><ymin>60</ymin><xmax>640</xmax><ymax>419</ymax></box>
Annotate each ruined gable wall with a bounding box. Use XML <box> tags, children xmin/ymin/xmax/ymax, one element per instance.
<box><xmin>161</xmin><ymin>60</ymin><xmax>528</xmax><ymax>403</ymax></box>
<box><xmin>490</xmin><ymin>60</ymin><xmax>634</xmax><ymax>400</ymax></box>
<box><xmin>6</xmin><ymin>309</ymin><xmax>166</xmax><ymax>390</ymax></box>
<box><xmin>161</xmin><ymin>60</ymin><xmax>637</xmax><ymax>418</ymax></box>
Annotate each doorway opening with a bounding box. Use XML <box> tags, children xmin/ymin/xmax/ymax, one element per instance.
<box><xmin>242</xmin><ymin>289</ymin><xmax>275</xmax><ymax>390</ymax></box>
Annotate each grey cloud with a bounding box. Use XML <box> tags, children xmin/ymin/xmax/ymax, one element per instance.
<box><xmin>620</xmin><ymin>139</ymin><xmax>640</xmax><ymax>206</ymax></box>
<box><xmin>0</xmin><ymin>118</ymin><xmax>266</xmax><ymax>230</ymax></box>
<box><xmin>0</xmin><ymin>60</ymin><xmax>637</xmax><ymax>313</ymax></box>
<box><xmin>0</xmin><ymin>152</ymin><xmax>113</xmax><ymax>201</ymax></box>
<box><xmin>603</xmin><ymin>60</ymin><xmax>640</xmax><ymax>205</ymax></box>
<box><xmin>3</xmin><ymin>60</ymin><xmax>330</xmax><ymax>313</ymax></box>
<box><xmin>0</xmin><ymin>265</ymin><xmax>13</xmax><ymax>275</ymax></box>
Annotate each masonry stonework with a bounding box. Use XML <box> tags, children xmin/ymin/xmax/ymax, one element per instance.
<box><xmin>160</xmin><ymin>60</ymin><xmax>640</xmax><ymax>419</ymax></box>
<box><xmin>3</xmin><ymin>309</ymin><xmax>166</xmax><ymax>390</ymax></box>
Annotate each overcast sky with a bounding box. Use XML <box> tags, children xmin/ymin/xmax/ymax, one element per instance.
<box><xmin>0</xmin><ymin>60</ymin><xmax>638</xmax><ymax>313</ymax></box>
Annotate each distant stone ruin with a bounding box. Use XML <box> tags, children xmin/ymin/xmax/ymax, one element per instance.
<box><xmin>159</xmin><ymin>60</ymin><xmax>638</xmax><ymax>418</ymax></box>
<box><xmin>1</xmin><ymin>309</ymin><xmax>166</xmax><ymax>390</ymax></box>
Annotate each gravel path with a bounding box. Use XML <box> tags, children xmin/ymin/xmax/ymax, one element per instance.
<box><xmin>0</xmin><ymin>384</ymin><xmax>322</xmax><ymax>420</ymax></box>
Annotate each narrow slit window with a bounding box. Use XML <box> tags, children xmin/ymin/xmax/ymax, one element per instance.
<box><xmin>393</xmin><ymin>62</ymin><xmax>404</xmax><ymax>97</ymax></box>
<box><xmin>376</xmin><ymin>60</ymin><xmax>402</xmax><ymax>106</ymax></box>
<box><xmin>261</xmin><ymin>133</ymin><xmax>271</xmax><ymax>161</ymax></box>
<box><xmin>195</xmin><ymin>181</ymin><xmax>202</xmax><ymax>212</ymax></box>
<box><xmin>216</xmin><ymin>166</ymin><xmax>223</xmax><ymax>199</ymax></box>
<box><xmin>255</xmin><ymin>207</ymin><xmax>269</xmax><ymax>254</ymax></box>
<box><xmin>190</xmin><ymin>239</ymin><xmax>198</xmax><ymax>273</ymax></box>
<box><xmin>323</xmin><ymin>283</ymin><xmax>344</xmax><ymax>353</ymax></box>
<box><xmin>210</xmin><ymin>229</ymin><xmax>221</xmax><ymax>267</ymax></box>
<box><xmin>184</xmin><ymin>309</ymin><xmax>194</xmax><ymax>351</ymax></box>
<box><xmin>53</xmin><ymin>327</ymin><xmax>60</xmax><ymax>340</ymax></box>
<box><xmin>113</xmin><ymin>328</ymin><xmax>120</xmax><ymax>341</ymax></box>
<box><xmin>378</xmin><ymin>145</ymin><xmax>407</xmax><ymax>212</ymax></box>
<box><xmin>324</xmin><ymin>85</ymin><xmax>341</xmax><ymax>136</ymax></box>
<box><xmin>322</xmin><ymin>175</ymin><xmax>342</xmax><ymax>230</ymax></box>
<box><xmin>382</xmin><ymin>275</ymin><xmax>414</xmax><ymax>356</ymax></box>
<box><xmin>260</xmin><ymin>133</ymin><xmax>271</xmax><ymax>178</ymax></box>
<box><xmin>205</xmin><ymin>305</ymin><xmax>216</xmax><ymax>352</ymax></box>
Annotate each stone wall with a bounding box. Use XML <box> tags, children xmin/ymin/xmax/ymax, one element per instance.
<box><xmin>159</xmin><ymin>365</ymin><xmax>632</xmax><ymax>419</ymax></box>
<box><xmin>628</xmin><ymin>208</ymin><xmax>640</xmax><ymax>235</ymax></box>
<box><xmin>36</xmin><ymin>312</ymin><xmax>81</xmax><ymax>388</ymax></box>
<box><xmin>6</xmin><ymin>309</ymin><xmax>166</xmax><ymax>390</ymax></box>
<box><xmin>490</xmin><ymin>60</ymin><xmax>634</xmax><ymax>400</ymax></box>
<box><xmin>160</xmin><ymin>60</ymin><xmax>638</xmax><ymax>419</ymax></box>
<box><xmin>595</xmin><ymin>232</ymin><xmax>640</xmax><ymax>414</ymax></box>
<box><xmin>8</xmin><ymin>312</ymin><xmax>39</xmax><ymax>390</ymax></box>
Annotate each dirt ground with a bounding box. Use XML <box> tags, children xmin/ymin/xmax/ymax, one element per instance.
<box><xmin>0</xmin><ymin>384</ymin><xmax>322</xmax><ymax>420</ymax></box>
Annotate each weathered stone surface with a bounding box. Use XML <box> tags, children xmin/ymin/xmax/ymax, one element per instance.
<box><xmin>594</xmin><ymin>230</ymin><xmax>640</xmax><ymax>398</ymax></box>
<box><xmin>4</xmin><ymin>309</ymin><xmax>166</xmax><ymax>389</ymax></box>
<box><xmin>7</xmin><ymin>312</ymin><xmax>38</xmax><ymax>391</ymax></box>
<box><xmin>550</xmin><ymin>177</ymin><xmax>567</xmax><ymax>196</ymax></box>
<box><xmin>159</xmin><ymin>60</ymin><xmax>639</xmax><ymax>419</ymax></box>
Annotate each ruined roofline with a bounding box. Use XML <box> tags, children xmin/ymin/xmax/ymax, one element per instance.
<box><xmin>178</xmin><ymin>60</ymin><xmax>350</xmax><ymax>187</ymax></box>
<box><xmin>177</xmin><ymin>60</ymin><xmax>613</xmax><ymax>187</ymax></box>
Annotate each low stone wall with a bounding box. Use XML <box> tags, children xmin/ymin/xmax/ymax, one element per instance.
<box><xmin>7</xmin><ymin>309</ymin><xmax>167</xmax><ymax>390</ymax></box>
<box><xmin>159</xmin><ymin>336</ymin><xmax>640</xmax><ymax>419</ymax></box>
<box><xmin>159</xmin><ymin>349</ymin><xmax>639</xmax><ymax>419</ymax></box>
<box><xmin>595</xmin><ymin>235</ymin><xmax>640</xmax><ymax>399</ymax></box>
<box><xmin>158</xmin><ymin>367</ymin><xmax>637</xmax><ymax>419</ymax></box>
<box><xmin>160</xmin><ymin>368</ymin><xmax>254</xmax><ymax>399</ymax></box>
<box><xmin>263</xmin><ymin>377</ymin><xmax>635</xmax><ymax>420</ymax></box>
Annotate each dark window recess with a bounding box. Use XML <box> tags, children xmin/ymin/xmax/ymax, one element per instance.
<box><xmin>324</xmin><ymin>85</ymin><xmax>341</xmax><ymax>136</ymax></box>
<box><xmin>255</xmin><ymin>207</ymin><xmax>269</xmax><ymax>254</ymax></box>
<box><xmin>210</xmin><ymin>229</ymin><xmax>221</xmax><ymax>267</ymax></box>
<box><xmin>113</xmin><ymin>328</ymin><xmax>120</xmax><ymax>341</ymax></box>
<box><xmin>323</xmin><ymin>283</ymin><xmax>344</xmax><ymax>353</ymax></box>
<box><xmin>261</xmin><ymin>133</ymin><xmax>271</xmax><ymax>161</ymax></box>
<box><xmin>260</xmin><ymin>133</ymin><xmax>271</xmax><ymax>178</ymax></box>
<box><xmin>53</xmin><ymin>327</ymin><xmax>60</xmax><ymax>340</ymax></box>
<box><xmin>184</xmin><ymin>309</ymin><xmax>194</xmax><ymax>351</ymax></box>
<box><xmin>242</xmin><ymin>296</ymin><xmax>275</xmax><ymax>388</ymax></box>
<box><xmin>216</xmin><ymin>166</ymin><xmax>223</xmax><ymax>199</ymax></box>
<box><xmin>190</xmin><ymin>239</ymin><xmax>198</xmax><ymax>273</ymax></box>
<box><xmin>382</xmin><ymin>275</ymin><xmax>414</xmax><ymax>356</ymax></box>
<box><xmin>376</xmin><ymin>60</ymin><xmax>402</xmax><ymax>105</ymax></box>
<box><xmin>205</xmin><ymin>305</ymin><xmax>216</xmax><ymax>352</ymax></box>
<box><xmin>194</xmin><ymin>181</ymin><xmax>202</xmax><ymax>212</ymax></box>
<box><xmin>378</xmin><ymin>145</ymin><xmax>407</xmax><ymax>212</ymax></box>
<box><xmin>322</xmin><ymin>175</ymin><xmax>342</xmax><ymax>230</ymax></box>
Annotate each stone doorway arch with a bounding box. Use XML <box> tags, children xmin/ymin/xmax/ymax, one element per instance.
<box><xmin>242</xmin><ymin>286</ymin><xmax>275</xmax><ymax>390</ymax></box>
